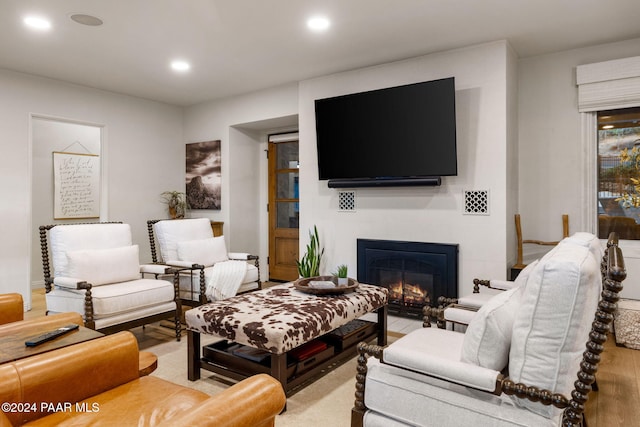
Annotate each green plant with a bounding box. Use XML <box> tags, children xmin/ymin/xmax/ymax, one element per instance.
<box><xmin>296</xmin><ymin>225</ymin><xmax>324</xmax><ymax>278</ymax></box>
<box><xmin>161</xmin><ymin>191</ymin><xmax>188</xmax><ymax>219</ymax></box>
<box><xmin>615</xmin><ymin>146</ymin><xmax>640</xmax><ymax>208</ymax></box>
<box><xmin>333</xmin><ymin>264</ymin><xmax>348</xmax><ymax>278</ymax></box>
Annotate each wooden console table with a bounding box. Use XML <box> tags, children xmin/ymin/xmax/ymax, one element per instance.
<box><xmin>186</xmin><ymin>283</ymin><xmax>388</xmax><ymax>395</ymax></box>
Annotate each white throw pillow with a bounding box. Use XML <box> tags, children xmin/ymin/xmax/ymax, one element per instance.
<box><xmin>460</xmin><ymin>287</ymin><xmax>522</xmax><ymax>371</ymax></box>
<box><xmin>513</xmin><ymin>259</ymin><xmax>538</xmax><ymax>288</ymax></box>
<box><xmin>153</xmin><ymin>218</ymin><xmax>213</xmax><ymax>263</ymax></box>
<box><xmin>177</xmin><ymin>236</ymin><xmax>229</xmax><ymax>267</ymax></box>
<box><xmin>66</xmin><ymin>245</ymin><xmax>140</xmax><ymax>286</ymax></box>
<box><xmin>560</xmin><ymin>232</ymin><xmax>604</xmax><ymax>269</ymax></box>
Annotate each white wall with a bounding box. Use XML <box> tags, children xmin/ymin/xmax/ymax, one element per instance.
<box><xmin>31</xmin><ymin>118</ymin><xmax>102</xmax><ymax>285</ymax></box>
<box><xmin>0</xmin><ymin>69</ymin><xmax>184</xmax><ymax>309</ymax></box>
<box><xmin>298</xmin><ymin>41</ymin><xmax>517</xmax><ymax>297</ymax></box>
<box><xmin>518</xmin><ymin>36</ymin><xmax>640</xmax><ymax>299</ymax></box>
<box><xmin>8</xmin><ymin>34</ymin><xmax>638</xmax><ymax>311</ymax></box>
<box><xmin>183</xmin><ymin>82</ymin><xmax>299</xmax><ymax>273</ymax></box>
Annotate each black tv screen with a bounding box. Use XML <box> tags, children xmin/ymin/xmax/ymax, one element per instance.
<box><xmin>314</xmin><ymin>77</ymin><xmax>457</xmax><ymax>184</ymax></box>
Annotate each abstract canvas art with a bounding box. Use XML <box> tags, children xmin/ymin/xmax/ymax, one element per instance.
<box><xmin>186</xmin><ymin>140</ymin><xmax>221</xmax><ymax>210</ymax></box>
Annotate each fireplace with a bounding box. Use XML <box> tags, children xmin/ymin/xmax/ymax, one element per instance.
<box><xmin>357</xmin><ymin>239</ymin><xmax>458</xmax><ymax>318</ymax></box>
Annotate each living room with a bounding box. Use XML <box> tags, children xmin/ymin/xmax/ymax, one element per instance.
<box><xmin>2</xmin><ymin>1</ymin><xmax>640</xmax><ymax>425</ymax></box>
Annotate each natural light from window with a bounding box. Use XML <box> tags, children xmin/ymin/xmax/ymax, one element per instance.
<box><xmin>597</xmin><ymin>107</ymin><xmax>640</xmax><ymax>240</ymax></box>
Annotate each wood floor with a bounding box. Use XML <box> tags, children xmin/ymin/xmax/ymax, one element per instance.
<box><xmin>25</xmin><ymin>289</ymin><xmax>640</xmax><ymax>425</ymax></box>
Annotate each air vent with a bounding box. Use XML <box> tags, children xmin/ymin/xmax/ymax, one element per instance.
<box><xmin>338</xmin><ymin>191</ymin><xmax>356</xmax><ymax>212</ymax></box>
<box><xmin>464</xmin><ymin>190</ymin><xmax>489</xmax><ymax>215</ymax></box>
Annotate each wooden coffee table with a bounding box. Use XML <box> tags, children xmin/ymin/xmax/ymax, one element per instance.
<box><xmin>186</xmin><ymin>283</ymin><xmax>388</xmax><ymax>395</ymax></box>
<box><xmin>0</xmin><ymin>323</ymin><xmax>103</xmax><ymax>364</ymax></box>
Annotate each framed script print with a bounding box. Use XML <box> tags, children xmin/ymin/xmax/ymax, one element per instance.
<box><xmin>53</xmin><ymin>151</ymin><xmax>100</xmax><ymax>219</ymax></box>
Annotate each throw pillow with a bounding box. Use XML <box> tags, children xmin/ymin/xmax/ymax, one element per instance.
<box><xmin>177</xmin><ymin>236</ymin><xmax>229</xmax><ymax>267</ymax></box>
<box><xmin>460</xmin><ymin>287</ymin><xmax>522</xmax><ymax>371</ymax></box>
<box><xmin>513</xmin><ymin>259</ymin><xmax>538</xmax><ymax>288</ymax></box>
<box><xmin>66</xmin><ymin>245</ymin><xmax>140</xmax><ymax>286</ymax></box>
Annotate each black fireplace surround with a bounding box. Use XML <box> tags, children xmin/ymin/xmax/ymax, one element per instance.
<box><xmin>357</xmin><ymin>239</ymin><xmax>459</xmax><ymax>318</ymax></box>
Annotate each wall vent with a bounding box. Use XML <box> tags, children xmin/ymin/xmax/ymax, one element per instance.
<box><xmin>463</xmin><ymin>190</ymin><xmax>489</xmax><ymax>215</ymax></box>
<box><xmin>338</xmin><ymin>190</ymin><xmax>356</xmax><ymax>212</ymax></box>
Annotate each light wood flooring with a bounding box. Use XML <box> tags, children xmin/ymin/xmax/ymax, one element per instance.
<box><xmin>25</xmin><ymin>289</ymin><xmax>640</xmax><ymax>425</ymax></box>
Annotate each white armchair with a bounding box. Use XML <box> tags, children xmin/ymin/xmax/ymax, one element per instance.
<box><xmin>352</xmin><ymin>232</ymin><xmax>624</xmax><ymax>427</ymax></box>
<box><xmin>147</xmin><ymin>218</ymin><xmax>260</xmax><ymax>305</ymax></box>
<box><xmin>437</xmin><ymin>232</ymin><xmax>605</xmax><ymax>330</ymax></box>
<box><xmin>39</xmin><ymin>223</ymin><xmax>181</xmax><ymax>340</ymax></box>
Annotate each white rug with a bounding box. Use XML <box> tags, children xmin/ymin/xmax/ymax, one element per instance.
<box><xmin>133</xmin><ymin>323</ymin><xmax>397</xmax><ymax>427</ymax></box>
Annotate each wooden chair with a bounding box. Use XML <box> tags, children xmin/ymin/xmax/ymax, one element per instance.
<box><xmin>514</xmin><ymin>213</ymin><xmax>569</xmax><ymax>270</ymax></box>
<box><xmin>147</xmin><ymin>218</ymin><xmax>260</xmax><ymax>307</ymax></box>
<box><xmin>424</xmin><ymin>214</ymin><xmax>572</xmax><ymax>328</ymax></box>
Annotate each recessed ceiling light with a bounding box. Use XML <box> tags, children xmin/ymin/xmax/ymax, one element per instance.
<box><xmin>70</xmin><ymin>14</ymin><xmax>103</xmax><ymax>26</ymax></box>
<box><xmin>171</xmin><ymin>60</ymin><xmax>191</xmax><ymax>72</ymax></box>
<box><xmin>307</xmin><ymin>16</ymin><xmax>330</xmax><ymax>32</ymax></box>
<box><xmin>23</xmin><ymin>16</ymin><xmax>52</xmax><ymax>31</ymax></box>
<box><xmin>602</xmin><ymin>125</ymin><xmax>614</xmax><ymax>129</ymax></box>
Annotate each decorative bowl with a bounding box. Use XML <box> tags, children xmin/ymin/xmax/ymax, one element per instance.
<box><xmin>293</xmin><ymin>276</ymin><xmax>359</xmax><ymax>295</ymax></box>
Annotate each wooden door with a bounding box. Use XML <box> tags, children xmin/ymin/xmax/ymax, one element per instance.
<box><xmin>268</xmin><ymin>139</ymin><xmax>299</xmax><ymax>281</ymax></box>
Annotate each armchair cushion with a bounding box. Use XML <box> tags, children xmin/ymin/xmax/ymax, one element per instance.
<box><xmin>365</xmin><ymin>358</ymin><xmax>555</xmax><ymax>427</ymax></box>
<box><xmin>461</xmin><ymin>286</ymin><xmax>522</xmax><ymax>371</ymax></box>
<box><xmin>177</xmin><ymin>236</ymin><xmax>228</xmax><ymax>267</ymax></box>
<box><xmin>67</xmin><ymin>245</ymin><xmax>141</xmax><ymax>286</ymax></box>
<box><xmin>509</xmin><ymin>241</ymin><xmax>600</xmax><ymax>417</ymax></box>
<box><xmin>383</xmin><ymin>328</ymin><xmax>500</xmax><ymax>392</ymax></box>
<box><xmin>153</xmin><ymin>218</ymin><xmax>213</xmax><ymax>263</ymax></box>
<box><xmin>47</xmin><ymin>278</ymin><xmax>176</xmax><ymax>325</ymax></box>
<box><xmin>50</xmin><ymin>223</ymin><xmax>133</xmax><ymax>277</ymax></box>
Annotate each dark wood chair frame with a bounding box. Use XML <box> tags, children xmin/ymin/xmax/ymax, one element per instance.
<box><xmin>39</xmin><ymin>223</ymin><xmax>182</xmax><ymax>340</ymax></box>
<box><xmin>352</xmin><ymin>232</ymin><xmax>625</xmax><ymax>427</ymax></box>
<box><xmin>146</xmin><ymin>219</ymin><xmax>261</xmax><ymax>308</ymax></box>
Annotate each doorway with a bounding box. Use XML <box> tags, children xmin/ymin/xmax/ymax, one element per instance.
<box><xmin>268</xmin><ymin>133</ymin><xmax>299</xmax><ymax>281</ymax></box>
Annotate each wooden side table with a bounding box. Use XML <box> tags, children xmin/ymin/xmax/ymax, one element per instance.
<box><xmin>211</xmin><ymin>221</ymin><xmax>224</xmax><ymax>236</ymax></box>
<box><xmin>138</xmin><ymin>351</ymin><xmax>158</xmax><ymax>376</ymax></box>
<box><xmin>0</xmin><ymin>325</ymin><xmax>103</xmax><ymax>364</ymax></box>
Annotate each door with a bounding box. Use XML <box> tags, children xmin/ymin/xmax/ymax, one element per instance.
<box><xmin>268</xmin><ymin>136</ymin><xmax>299</xmax><ymax>281</ymax></box>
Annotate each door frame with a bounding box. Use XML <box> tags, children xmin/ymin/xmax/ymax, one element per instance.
<box><xmin>267</xmin><ymin>132</ymin><xmax>300</xmax><ymax>281</ymax></box>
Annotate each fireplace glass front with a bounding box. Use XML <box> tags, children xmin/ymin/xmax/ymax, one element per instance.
<box><xmin>358</xmin><ymin>239</ymin><xmax>458</xmax><ymax>318</ymax></box>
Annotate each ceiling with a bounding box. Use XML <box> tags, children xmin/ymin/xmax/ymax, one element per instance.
<box><xmin>2</xmin><ymin>0</ymin><xmax>640</xmax><ymax>107</ymax></box>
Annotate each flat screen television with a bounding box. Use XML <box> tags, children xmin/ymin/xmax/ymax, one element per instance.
<box><xmin>314</xmin><ymin>77</ymin><xmax>457</xmax><ymax>187</ymax></box>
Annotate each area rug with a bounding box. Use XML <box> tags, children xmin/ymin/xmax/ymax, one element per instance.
<box><xmin>615</xmin><ymin>299</ymin><xmax>640</xmax><ymax>350</ymax></box>
<box><xmin>134</xmin><ymin>323</ymin><xmax>400</xmax><ymax>426</ymax></box>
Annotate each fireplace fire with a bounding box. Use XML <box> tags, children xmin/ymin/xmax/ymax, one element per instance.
<box><xmin>358</xmin><ymin>239</ymin><xmax>458</xmax><ymax>318</ymax></box>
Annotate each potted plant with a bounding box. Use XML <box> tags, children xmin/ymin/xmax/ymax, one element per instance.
<box><xmin>161</xmin><ymin>191</ymin><xmax>188</xmax><ymax>219</ymax></box>
<box><xmin>296</xmin><ymin>225</ymin><xmax>324</xmax><ymax>278</ymax></box>
<box><xmin>333</xmin><ymin>264</ymin><xmax>348</xmax><ymax>286</ymax></box>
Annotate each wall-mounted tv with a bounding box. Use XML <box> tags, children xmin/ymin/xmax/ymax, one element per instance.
<box><xmin>314</xmin><ymin>77</ymin><xmax>457</xmax><ymax>188</ymax></box>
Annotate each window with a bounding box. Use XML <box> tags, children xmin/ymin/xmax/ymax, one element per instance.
<box><xmin>597</xmin><ymin>107</ymin><xmax>640</xmax><ymax>239</ymax></box>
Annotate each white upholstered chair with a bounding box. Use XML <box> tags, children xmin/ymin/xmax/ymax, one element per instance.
<box><xmin>39</xmin><ymin>223</ymin><xmax>182</xmax><ymax>340</ymax></box>
<box><xmin>147</xmin><ymin>218</ymin><xmax>260</xmax><ymax>305</ymax></box>
<box><xmin>352</xmin><ymin>232</ymin><xmax>623</xmax><ymax>427</ymax></box>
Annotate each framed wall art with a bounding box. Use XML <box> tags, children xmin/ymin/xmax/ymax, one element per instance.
<box><xmin>186</xmin><ymin>140</ymin><xmax>221</xmax><ymax>210</ymax></box>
